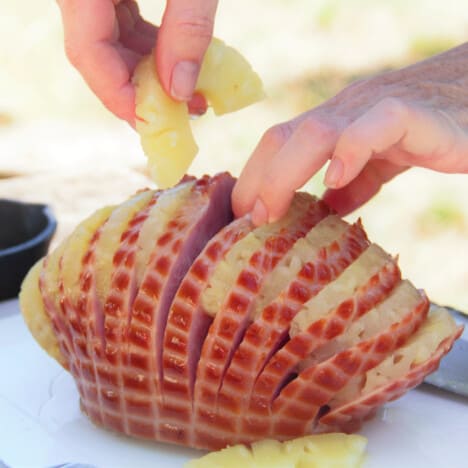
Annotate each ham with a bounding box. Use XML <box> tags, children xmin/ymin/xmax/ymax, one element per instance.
<box><xmin>20</xmin><ymin>173</ymin><xmax>463</xmax><ymax>451</ymax></box>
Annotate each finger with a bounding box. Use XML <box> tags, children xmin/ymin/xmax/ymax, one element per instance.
<box><xmin>325</xmin><ymin>97</ymin><xmax>410</xmax><ymax>189</ymax></box>
<box><xmin>57</xmin><ymin>0</ymin><xmax>136</xmax><ymax>123</ymax></box>
<box><xmin>252</xmin><ymin>117</ymin><xmax>338</xmax><ymax>225</ymax></box>
<box><xmin>322</xmin><ymin>159</ymin><xmax>407</xmax><ymax>216</ymax></box>
<box><xmin>325</xmin><ymin>97</ymin><xmax>465</xmax><ymax>189</ymax></box>
<box><xmin>232</xmin><ymin>122</ymin><xmax>295</xmax><ymax>219</ymax></box>
<box><xmin>156</xmin><ymin>0</ymin><xmax>218</xmax><ymax>101</ymax></box>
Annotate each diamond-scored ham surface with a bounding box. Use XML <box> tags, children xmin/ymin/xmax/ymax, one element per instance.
<box><xmin>20</xmin><ymin>173</ymin><xmax>463</xmax><ymax>451</ymax></box>
<box><xmin>317</xmin><ymin>323</ymin><xmax>463</xmax><ymax>433</ymax></box>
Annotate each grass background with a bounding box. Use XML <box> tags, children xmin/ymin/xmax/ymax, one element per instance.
<box><xmin>0</xmin><ymin>0</ymin><xmax>467</xmax><ymax>309</ymax></box>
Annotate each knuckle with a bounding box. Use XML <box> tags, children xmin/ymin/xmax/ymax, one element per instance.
<box><xmin>377</xmin><ymin>97</ymin><xmax>408</xmax><ymax>121</ymax></box>
<box><xmin>337</xmin><ymin>128</ymin><xmax>361</xmax><ymax>159</ymax></box>
<box><xmin>262</xmin><ymin>123</ymin><xmax>293</xmax><ymax>149</ymax></box>
<box><xmin>298</xmin><ymin>116</ymin><xmax>336</xmax><ymax>141</ymax></box>
<box><xmin>173</xmin><ymin>10</ymin><xmax>214</xmax><ymax>40</ymax></box>
<box><xmin>262</xmin><ymin>169</ymin><xmax>278</xmax><ymax>189</ymax></box>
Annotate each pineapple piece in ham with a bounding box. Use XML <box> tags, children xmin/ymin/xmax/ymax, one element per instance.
<box><xmin>301</xmin><ymin>280</ymin><xmax>425</xmax><ymax>366</ymax></box>
<box><xmin>133</xmin><ymin>39</ymin><xmax>264</xmax><ymax>189</ymax></box>
<box><xmin>333</xmin><ymin>305</ymin><xmax>458</xmax><ymax>407</ymax></box>
<box><xmin>61</xmin><ymin>206</ymin><xmax>115</xmax><ymax>302</ymax></box>
<box><xmin>19</xmin><ymin>260</ymin><xmax>65</xmax><ymax>366</ymax></box>
<box><xmin>185</xmin><ymin>433</ymin><xmax>367</xmax><ymax>468</ymax></box>
<box><xmin>290</xmin><ymin>244</ymin><xmax>394</xmax><ymax>336</ymax></box>
<box><xmin>93</xmin><ymin>190</ymin><xmax>154</xmax><ymax>305</ymax></box>
<box><xmin>134</xmin><ymin>180</ymin><xmax>194</xmax><ymax>283</ymax></box>
<box><xmin>251</xmin><ymin>215</ymin><xmax>350</xmax><ymax>319</ymax></box>
<box><xmin>200</xmin><ymin>193</ymin><xmax>324</xmax><ymax>317</ymax></box>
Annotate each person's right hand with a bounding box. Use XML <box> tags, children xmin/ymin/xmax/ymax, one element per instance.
<box><xmin>57</xmin><ymin>0</ymin><xmax>218</xmax><ymax>124</ymax></box>
<box><xmin>232</xmin><ymin>43</ymin><xmax>468</xmax><ymax>225</ymax></box>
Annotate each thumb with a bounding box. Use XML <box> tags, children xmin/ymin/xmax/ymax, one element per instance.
<box><xmin>156</xmin><ymin>0</ymin><xmax>218</xmax><ymax>102</ymax></box>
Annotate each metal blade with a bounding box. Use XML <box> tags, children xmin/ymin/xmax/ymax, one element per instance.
<box><xmin>424</xmin><ymin>337</ymin><xmax>468</xmax><ymax>397</ymax></box>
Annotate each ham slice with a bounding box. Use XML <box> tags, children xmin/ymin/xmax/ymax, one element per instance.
<box><xmin>20</xmin><ymin>173</ymin><xmax>463</xmax><ymax>451</ymax></box>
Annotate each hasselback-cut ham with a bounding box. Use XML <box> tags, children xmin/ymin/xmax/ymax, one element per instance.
<box><xmin>20</xmin><ymin>173</ymin><xmax>462</xmax><ymax>451</ymax></box>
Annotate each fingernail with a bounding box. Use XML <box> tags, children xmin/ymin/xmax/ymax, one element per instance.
<box><xmin>325</xmin><ymin>157</ymin><xmax>344</xmax><ymax>188</ymax></box>
<box><xmin>171</xmin><ymin>61</ymin><xmax>199</xmax><ymax>101</ymax></box>
<box><xmin>252</xmin><ymin>198</ymin><xmax>269</xmax><ymax>226</ymax></box>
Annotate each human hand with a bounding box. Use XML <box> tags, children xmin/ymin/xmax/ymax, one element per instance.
<box><xmin>232</xmin><ymin>43</ymin><xmax>468</xmax><ymax>225</ymax></box>
<box><xmin>57</xmin><ymin>0</ymin><xmax>218</xmax><ymax>124</ymax></box>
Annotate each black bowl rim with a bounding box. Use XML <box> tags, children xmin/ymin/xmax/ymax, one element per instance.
<box><xmin>0</xmin><ymin>199</ymin><xmax>57</xmax><ymax>257</ymax></box>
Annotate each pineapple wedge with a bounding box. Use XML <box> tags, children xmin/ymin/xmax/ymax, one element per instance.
<box><xmin>197</xmin><ymin>38</ymin><xmax>265</xmax><ymax>115</ymax></box>
<box><xmin>133</xmin><ymin>38</ymin><xmax>264</xmax><ymax>189</ymax></box>
<box><xmin>19</xmin><ymin>259</ymin><xmax>65</xmax><ymax>367</ymax></box>
<box><xmin>185</xmin><ymin>434</ymin><xmax>367</xmax><ymax>468</ymax></box>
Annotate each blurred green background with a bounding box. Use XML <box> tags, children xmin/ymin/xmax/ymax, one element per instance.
<box><xmin>0</xmin><ymin>0</ymin><xmax>467</xmax><ymax>309</ymax></box>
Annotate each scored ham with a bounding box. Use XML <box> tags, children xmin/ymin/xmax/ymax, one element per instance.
<box><xmin>20</xmin><ymin>173</ymin><xmax>463</xmax><ymax>451</ymax></box>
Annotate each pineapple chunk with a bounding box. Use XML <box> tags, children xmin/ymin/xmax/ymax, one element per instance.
<box><xmin>197</xmin><ymin>38</ymin><xmax>265</xmax><ymax>115</ymax></box>
<box><xmin>135</xmin><ymin>180</ymin><xmax>194</xmax><ymax>282</ymax></box>
<box><xmin>185</xmin><ymin>434</ymin><xmax>367</xmax><ymax>468</ymax></box>
<box><xmin>61</xmin><ymin>206</ymin><xmax>115</xmax><ymax>301</ymax></box>
<box><xmin>140</xmin><ymin>125</ymin><xmax>198</xmax><ymax>188</ymax></box>
<box><xmin>134</xmin><ymin>55</ymin><xmax>197</xmax><ymax>189</ymax></box>
<box><xmin>93</xmin><ymin>190</ymin><xmax>153</xmax><ymax>304</ymax></box>
<box><xmin>363</xmin><ymin>305</ymin><xmax>457</xmax><ymax>392</ymax></box>
<box><xmin>290</xmin><ymin>244</ymin><xmax>392</xmax><ymax>336</ymax></box>
<box><xmin>19</xmin><ymin>259</ymin><xmax>66</xmax><ymax>367</ymax></box>
<box><xmin>253</xmin><ymin>215</ymin><xmax>349</xmax><ymax>319</ymax></box>
<box><xmin>200</xmin><ymin>193</ymin><xmax>313</xmax><ymax>317</ymax></box>
<box><xmin>133</xmin><ymin>38</ymin><xmax>264</xmax><ymax>189</ymax></box>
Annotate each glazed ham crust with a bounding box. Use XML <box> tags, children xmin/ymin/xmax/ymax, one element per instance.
<box><xmin>20</xmin><ymin>173</ymin><xmax>462</xmax><ymax>451</ymax></box>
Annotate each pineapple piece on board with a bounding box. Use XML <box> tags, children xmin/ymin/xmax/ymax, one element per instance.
<box><xmin>185</xmin><ymin>433</ymin><xmax>367</xmax><ymax>468</ymax></box>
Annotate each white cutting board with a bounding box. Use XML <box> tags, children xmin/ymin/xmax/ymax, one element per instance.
<box><xmin>1</xmin><ymin>299</ymin><xmax>467</xmax><ymax>468</ymax></box>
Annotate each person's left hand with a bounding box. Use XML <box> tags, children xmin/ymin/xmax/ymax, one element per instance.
<box><xmin>57</xmin><ymin>0</ymin><xmax>217</xmax><ymax>124</ymax></box>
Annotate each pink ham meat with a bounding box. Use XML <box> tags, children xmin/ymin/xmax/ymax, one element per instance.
<box><xmin>24</xmin><ymin>173</ymin><xmax>463</xmax><ymax>451</ymax></box>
